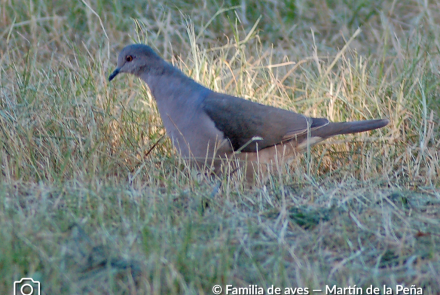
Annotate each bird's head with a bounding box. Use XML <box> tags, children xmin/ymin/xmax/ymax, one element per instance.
<box><xmin>108</xmin><ymin>44</ymin><xmax>163</xmax><ymax>81</ymax></box>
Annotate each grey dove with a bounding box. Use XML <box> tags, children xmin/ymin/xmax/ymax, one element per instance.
<box><xmin>109</xmin><ymin>44</ymin><xmax>389</xmax><ymax>181</ymax></box>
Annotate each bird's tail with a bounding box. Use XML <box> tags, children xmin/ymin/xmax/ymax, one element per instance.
<box><xmin>312</xmin><ymin>119</ymin><xmax>389</xmax><ymax>139</ymax></box>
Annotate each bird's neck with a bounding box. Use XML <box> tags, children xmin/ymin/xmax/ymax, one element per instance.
<box><xmin>140</xmin><ymin>63</ymin><xmax>210</xmax><ymax>105</ymax></box>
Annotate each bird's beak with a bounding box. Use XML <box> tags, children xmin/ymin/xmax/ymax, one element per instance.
<box><xmin>108</xmin><ymin>68</ymin><xmax>120</xmax><ymax>81</ymax></box>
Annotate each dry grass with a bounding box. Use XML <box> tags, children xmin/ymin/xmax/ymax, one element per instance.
<box><xmin>0</xmin><ymin>0</ymin><xmax>439</xmax><ymax>294</ymax></box>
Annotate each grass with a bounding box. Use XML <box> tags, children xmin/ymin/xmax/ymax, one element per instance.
<box><xmin>1</xmin><ymin>0</ymin><xmax>439</xmax><ymax>294</ymax></box>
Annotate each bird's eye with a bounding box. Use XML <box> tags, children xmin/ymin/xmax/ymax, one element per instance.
<box><xmin>126</xmin><ymin>55</ymin><xmax>133</xmax><ymax>62</ymax></box>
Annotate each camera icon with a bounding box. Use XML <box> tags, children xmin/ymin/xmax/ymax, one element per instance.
<box><xmin>13</xmin><ymin>278</ymin><xmax>40</xmax><ymax>295</ymax></box>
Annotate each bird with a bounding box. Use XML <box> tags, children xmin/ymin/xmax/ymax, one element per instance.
<box><xmin>109</xmin><ymin>44</ymin><xmax>389</xmax><ymax>182</ymax></box>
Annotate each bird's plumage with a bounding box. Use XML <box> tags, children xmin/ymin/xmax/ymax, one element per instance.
<box><xmin>201</xmin><ymin>92</ymin><xmax>331</xmax><ymax>152</ymax></box>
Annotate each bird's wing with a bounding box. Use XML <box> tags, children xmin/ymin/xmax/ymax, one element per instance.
<box><xmin>201</xmin><ymin>92</ymin><xmax>329</xmax><ymax>152</ymax></box>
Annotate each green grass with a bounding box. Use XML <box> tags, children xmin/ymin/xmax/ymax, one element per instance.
<box><xmin>1</xmin><ymin>0</ymin><xmax>439</xmax><ymax>294</ymax></box>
